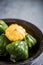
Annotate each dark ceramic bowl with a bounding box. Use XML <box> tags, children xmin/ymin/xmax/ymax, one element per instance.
<box><xmin>0</xmin><ymin>19</ymin><xmax>43</xmax><ymax>65</ymax></box>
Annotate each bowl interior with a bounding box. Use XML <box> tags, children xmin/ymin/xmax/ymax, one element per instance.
<box><xmin>0</xmin><ymin>19</ymin><xmax>43</xmax><ymax>65</ymax></box>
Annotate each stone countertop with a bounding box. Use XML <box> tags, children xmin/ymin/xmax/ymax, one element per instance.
<box><xmin>0</xmin><ymin>0</ymin><xmax>43</xmax><ymax>33</ymax></box>
<box><xmin>0</xmin><ymin>0</ymin><xmax>43</xmax><ymax>65</ymax></box>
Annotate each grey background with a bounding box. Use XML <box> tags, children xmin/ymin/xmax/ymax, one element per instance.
<box><xmin>0</xmin><ymin>0</ymin><xmax>43</xmax><ymax>33</ymax></box>
<box><xmin>0</xmin><ymin>0</ymin><xmax>43</xmax><ymax>65</ymax></box>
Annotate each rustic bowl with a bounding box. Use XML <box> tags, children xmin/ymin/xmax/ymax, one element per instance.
<box><xmin>0</xmin><ymin>19</ymin><xmax>43</xmax><ymax>65</ymax></box>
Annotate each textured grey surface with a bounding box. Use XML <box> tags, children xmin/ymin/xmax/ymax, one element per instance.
<box><xmin>0</xmin><ymin>0</ymin><xmax>43</xmax><ymax>65</ymax></box>
<box><xmin>0</xmin><ymin>0</ymin><xmax>43</xmax><ymax>32</ymax></box>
